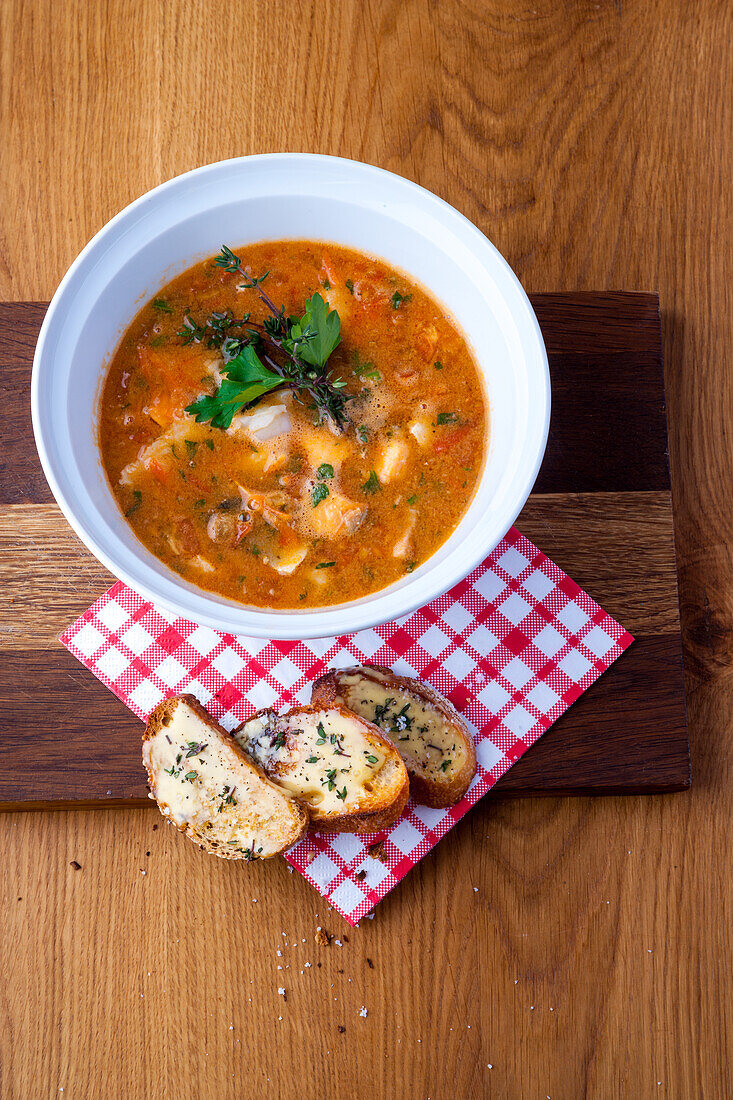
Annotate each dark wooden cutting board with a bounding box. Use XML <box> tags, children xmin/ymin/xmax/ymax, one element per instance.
<box><xmin>0</xmin><ymin>293</ymin><xmax>690</xmax><ymax>808</ymax></box>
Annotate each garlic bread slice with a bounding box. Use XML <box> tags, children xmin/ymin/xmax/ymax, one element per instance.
<box><xmin>311</xmin><ymin>665</ymin><xmax>477</xmax><ymax>808</ymax></box>
<box><xmin>143</xmin><ymin>695</ymin><xmax>309</xmax><ymax>859</ymax></box>
<box><xmin>234</xmin><ymin>705</ymin><xmax>409</xmax><ymax>834</ymax></box>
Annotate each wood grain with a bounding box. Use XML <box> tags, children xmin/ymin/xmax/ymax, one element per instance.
<box><xmin>0</xmin><ymin>295</ymin><xmax>689</xmax><ymax>803</ymax></box>
<box><xmin>0</xmin><ymin>1</ymin><xmax>730</xmax><ymax>1098</ymax></box>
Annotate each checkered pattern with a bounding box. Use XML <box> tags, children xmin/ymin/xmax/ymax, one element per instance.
<box><xmin>61</xmin><ymin>526</ymin><xmax>633</xmax><ymax>925</ymax></box>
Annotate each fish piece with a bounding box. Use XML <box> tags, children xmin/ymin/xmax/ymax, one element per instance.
<box><xmin>375</xmin><ymin>434</ymin><xmax>411</xmax><ymax>484</ymax></box>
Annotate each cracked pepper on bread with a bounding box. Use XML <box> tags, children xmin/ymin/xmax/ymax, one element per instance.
<box><xmin>233</xmin><ymin>704</ymin><xmax>409</xmax><ymax>834</ymax></box>
<box><xmin>311</xmin><ymin>664</ymin><xmax>477</xmax><ymax>807</ymax></box>
<box><xmin>143</xmin><ymin>694</ymin><xmax>309</xmax><ymax>859</ymax></box>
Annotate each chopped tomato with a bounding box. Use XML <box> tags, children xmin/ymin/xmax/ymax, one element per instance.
<box><xmin>433</xmin><ymin>426</ymin><xmax>469</xmax><ymax>453</ymax></box>
<box><xmin>147</xmin><ymin>459</ymin><xmax>170</xmax><ymax>484</ymax></box>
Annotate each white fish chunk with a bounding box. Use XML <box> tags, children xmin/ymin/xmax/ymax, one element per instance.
<box><xmin>375</xmin><ymin>434</ymin><xmax>411</xmax><ymax>484</ymax></box>
<box><xmin>228</xmin><ymin>395</ymin><xmax>292</xmax><ymax>442</ymax></box>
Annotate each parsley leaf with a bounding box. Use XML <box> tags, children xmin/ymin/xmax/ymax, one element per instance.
<box><xmin>362</xmin><ymin>471</ymin><xmax>380</xmax><ymax>494</ymax></box>
<box><xmin>316</xmin><ymin>463</ymin><xmax>334</xmax><ymax>480</ymax></box>
<box><xmin>289</xmin><ymin>293</ymin><xmax>341</xmax><ymax>369</ymax></box>
<box><xmin>185</xmin><ymin>345</ymin><xmax>282</xmax><ymax>429</ymax></box>
<box><xmin>437</xmin><ymin>412</ymin><xmax>459</xmax><ymax>425</ymax></box>
<box><xmin>312</xmin><ymin>482</ymin><xmax>330</xmax><ymax>507</ymax></box>
<box><xmin>391</xmin><ymin>291</ymin><xmax>412</xmax><ymax>309</ymax></box>
<box><xmin>125</xmin><ymin>489</ymin><xmax>142</xmax><ymax>517</ymax></box>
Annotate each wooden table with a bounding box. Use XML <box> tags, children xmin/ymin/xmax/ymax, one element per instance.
<box><xmin>0</xmin><ymin>3</ymin><xmax>730</xmax><ymax>1096</ymax></box>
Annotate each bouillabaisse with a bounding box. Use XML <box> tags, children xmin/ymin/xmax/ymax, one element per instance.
<box><xmin>99</xmin><ymin>240</ymin><xmax>487</xmax><ymax>609</ymax></box>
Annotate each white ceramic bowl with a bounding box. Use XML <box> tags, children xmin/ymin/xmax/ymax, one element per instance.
<box><xmin>32</xmin><ymin>154</ymin><xmax>549</xmax><ymax>639</ymax></box>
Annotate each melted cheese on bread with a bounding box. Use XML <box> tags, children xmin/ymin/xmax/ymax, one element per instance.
<box><xmin>235</xmin><ymin>708</ymin><xmax>392</xmax><ymax>817</ymax></box>
<box><xmin>329</xmin><ymin>669</ymin><xmax>470</xmax><ymax>784</ymax></box>
<box><xmin>143</xmin><ymin>697</ymin><xmax>307</xmax><ymax>859</ymax></box>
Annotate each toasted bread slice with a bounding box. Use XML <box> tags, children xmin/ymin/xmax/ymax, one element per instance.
<box><xmin>233</xmin><ymin>705</ymin><xmax>409</xmax><ymax>834</ymax></box>
<box><xmin>143</xmin><ymin>694</ymin><xmax>309</xmax><ymax>860</ymax></box>
<box><xmin>311</xmin><ymin>665</ymin><xmax>477</xmax><ymax>808</ymax></box>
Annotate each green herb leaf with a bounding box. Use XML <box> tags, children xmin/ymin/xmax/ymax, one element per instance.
<box><xmin>362</xmin><ymin>471</ymin><xmax>380</xmax><ymax>495</ymax></box>
<box><xmin>316</xmin><ymin>463</ymin><xmax>334</xmax><ymax>480</ymax></box>
<box><xmin>405</xmin><ymin>561</ymin><xmax>416</xmax><ymax>573</ymax></box>
<box><xmin>407</xmin><ymin>494</ymin><xmax>418</xmax><ymax>505</ymax></box>
<box><xmin>316</xmin><ymin>561</ymin><xmax>336</xmax><ymax>569</ymax></box>
<box><xmin>185</xmin><ymin>345</ymin><xmax>282</xmax><ymax>429</ymax></box>
<box><xmin>354</xmin><ymin>362</ymin><xmax>381</xmax><ymax>382</ymax></box>
<box><xmin>434</xmin><ymin>360</ymin><xmax>444</xmax><ymax>370</ymax></box>
<box><xmin>290</xmin><ymin>293</ymin><xmax>341</xmax><ymax>369</ymax></box>
<box><xmin>357</xmin><ymin>425</ymin><xmax>369</xmax><ymax>444</ymax></box>
<box><xmin>125</xmin><ymin>489</ymin><xmax>142</xmax><ymax>517</ymax></box>
<box><xmin>366</xmin><ymin>754</ymin><xmax>379</xmax><ymax>764</ymax></box>
<box><xmin>437</xmin><ymin>412</ymin><xmax>459</xmax><ymax>425</ymax></box>
<box><xmin>336</xmin><ymin>787</ymin><xmax>348</xmax><ymax>801</ymax></box>
<box><xmin>184</xmin><ymin>771</ymin><xmax>198</xmax><ymax>782</ymax></box>
<box><xmin>152</xmin><ymin>298</ymin><xmax>173</xmax><ymax>313</ymax></box>
<box><xmin>345</xmin><ymin>279</ymin><xmax>354</xmax><ymax>294</ymax></box>
<box><xmin>391</xmin><ymin>291</ymin><xmax>412</xmax><ymax>309</ymax></box>
<box><xmin>440</xmin><ymin>759</ymin><xmax>452</xmax><ymax>772</ymax></box>
<box><xmin>312</xmin><ymin>482</ymin><xmax>330</xmax><ymax>507</ymax></box>
<box><xmin>306</xmin><ymin>755</ymin><xmax>320</xmax><ymax>764</ymax></box>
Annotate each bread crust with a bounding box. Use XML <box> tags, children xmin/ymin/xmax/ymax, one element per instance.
<box><xmin>311</xmin><ymin>665</ymin><xmax>477</xmax><ymax>808</ymax></box>
<box><xmin>234</xmin><ymin>703</ymin><xmax>409</xmax><ymax>835</ymax></box>
<box><xmin>143</xmin><ymin>694</ymin><xmax>309</xmax><ymax>858</ymax></box>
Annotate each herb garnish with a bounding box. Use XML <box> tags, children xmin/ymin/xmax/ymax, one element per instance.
<box><xmin>317</xmin><ymin>463</ymin><xmax>334</xmax><ymax>480</ymax></box>
<box><xmin>315</xmin><ymin>561</ymin><xmax>336</xmax><ymax>569</ymax></box>
<box><xmin>312</xmin><ymin>483</ymin><xmax>329</xmax><ymax>508</ymax></box>
<box><xmin>336</xmin><ymin>787</ymin><xmax>348</xmax><ymax>801</ymax></box>
<box><xmin>437</xmin><ymin>412</ymin><xmax>459</xmax><ymax>425</ymax></box>
<box><xmin>391</xmin><ymin>291</ymin><xmax>411</xmax><ymax>309</ymax></box>
<box><xmin>362</xmin><ymin>471</ymin><xmax>380</xmax><ymax>495</ymax></box>
<box><xmin>185</xmin><ymin>246</ymin><xmax>352</xmax><ymax>430</ymax></box>
<box><xmin>185</xmin><ymin>740</ymin><xmax>207</xmax><ymax>758</ymax></box>
<box><xmin>153</xmin><ymin>298</ymin><xmax>173</xmax><ymax>313</ymax></box>
<box><xmin>125</xmin><ymin>489</ymin><xmax>142</xmax><ymax>517</ymax></box>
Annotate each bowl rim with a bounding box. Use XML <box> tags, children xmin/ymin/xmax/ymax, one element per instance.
<box><xmin>32</xmin><ymin>152</ymin><xmax>550</xmax><ymax>639</ymax></box>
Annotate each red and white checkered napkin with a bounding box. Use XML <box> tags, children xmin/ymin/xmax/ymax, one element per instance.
<box><xmin>61</xmin><ymin>526</ymin><xmax>632</xmax><ymax>925</ymax></box>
